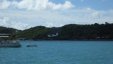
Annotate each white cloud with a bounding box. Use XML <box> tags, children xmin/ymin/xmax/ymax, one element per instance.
<box><xmin>48</xmin><ymin>1</ymin><xmax>74</xmax><ymax>10</ymax></box>
<box><xmin>17</xmin><ymin>0</ymin><xmax>74</xmax><ymax>10</ymax></box>
<box><xmin>11</xmin><ymin>22</ymin><xmax>30</xmax><ymax>30</ymax></box>
<box><xmin>0</xmin><ymin>0</ymin><xmax>113</xmax><ymax>30</ymax></box>
<box><xmin>0</xmin><ymin>0</ymin><xmax>10</xmax><ymax>9</ymax></box>
<box><xmin>0</xmin><ymin>0</ymin><xmax>74</xmax><ymax>10</ymax></box>
<box><xmin>0</xmin><ymin>17</ymin><xmax>30</xmax><ymax>30</ymax></box>
<box><xmin>0</xmin><ymin>17</ymin><xmax>10</xmax><ymax>26</ymax></box>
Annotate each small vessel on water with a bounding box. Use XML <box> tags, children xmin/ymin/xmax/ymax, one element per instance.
<box><xmin>0</xmin><ymin>33</ymin><xmax>21</xmax><ymax>48</ymax></box>
<box><xmin>26</xmin><ymin>45</ymin><xmax>37</xmax><ymax>47</ymax></box>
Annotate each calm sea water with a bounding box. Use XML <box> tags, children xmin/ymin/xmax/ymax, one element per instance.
<box><xmin>0</xmin><ymin>41</ymin><xmax>113</xmax><ymax>64</ymax></box>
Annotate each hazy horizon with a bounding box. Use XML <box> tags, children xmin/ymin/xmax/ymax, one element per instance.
<box><xmin>0</xmin><ymin>0</ymin><xmax>113</xmax><ymax>30</ymax></box>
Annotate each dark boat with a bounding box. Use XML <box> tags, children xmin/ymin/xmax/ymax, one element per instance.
<box><xmin>26</xmin><ymin>45</ymin><xmax>37</xmax><ymax>47</ymax></box>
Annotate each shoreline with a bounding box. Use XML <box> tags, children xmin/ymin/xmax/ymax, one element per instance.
<box><xmin>20</xmin><ymin>39</ymin><xmax>113</xmax><ymax>41</ymax></box>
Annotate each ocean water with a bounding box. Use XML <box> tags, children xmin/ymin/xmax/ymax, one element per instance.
<box><xmin>0</xmin><ymin>41</ymin><xmax>113</xmax><ymax>64</ymax></box>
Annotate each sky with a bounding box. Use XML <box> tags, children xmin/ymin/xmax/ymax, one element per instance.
<box><xmin>0</xmin><ymin>0</ymin><xmax>113</xmax><ymax>30</ymax></box>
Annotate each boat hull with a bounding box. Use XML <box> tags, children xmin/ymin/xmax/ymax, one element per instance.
<box><xmin>0</xmin><ymin>41</ymin><xmax>21</xmax><ymax>48</ymax></box>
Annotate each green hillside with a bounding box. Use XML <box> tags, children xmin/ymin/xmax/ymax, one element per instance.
<box><xmin>17</xmin><ymin>23</ymin><xmax>113</xmax><ymax>40</ymax></box>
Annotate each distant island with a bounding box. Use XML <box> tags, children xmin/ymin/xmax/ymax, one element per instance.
<box><xmin>0</xmin><ymin>22</ymin><xmax>113</xmax><ymax>40</ymax></box>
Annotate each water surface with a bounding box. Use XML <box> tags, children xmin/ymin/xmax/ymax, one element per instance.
<box><xmin>0</xmin><ymin>41</ymin><xmax>113</xmax><ymax>64</ymax></box>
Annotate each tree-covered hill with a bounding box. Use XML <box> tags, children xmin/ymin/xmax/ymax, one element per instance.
<box><xmin>17</xmin><ymin>23</ymin><xmax>113</xmax><ymax>40</ymax></box>
<box><xmin>59</xmin><ymin>23</ymin><xmax>113</xmax><ymax>40</ymax></box>
<box><xmin>1</xmin><ymin>23</ymin><xmax>113</xmax><ymax>40</ymax></box>
<box><xmin>17</xmin><ymin>26</ymin><xmax>60</xmax><ymax>40</ymax></box>
<box><xmin>0</xmin><ymin>26</ymin><xmax>17</xmax><ymax>34</ymax></box>
<box><xmin>0</xmin><ymin>26</ymin><xmax>20</xmax><ymax>40</ymax></box>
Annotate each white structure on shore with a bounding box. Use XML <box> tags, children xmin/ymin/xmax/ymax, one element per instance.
<box><xmin>0</xmin><ymin>34</ymin><xmax>10</xmax><ymax>38</ymax></box>
<box><xmin>48</xmin><ymin>33</ymin><xmax>59</xmax><ymax>38</ymax></box>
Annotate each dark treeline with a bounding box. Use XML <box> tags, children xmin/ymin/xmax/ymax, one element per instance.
<box><xmin>0</xmin><ymin>26</ymin><xmax>16</xmax><ymax>34</ymax></box>
<box><xmin>16</xmin><ymin>22</ymin><xmax>113</xmax><ymax>40</ymax></box>
<box><xmin>0</xmin><ymin>23</ymin><xmax>113</xmax><ymax>40</ymax></box>
<box><xmin>0</xmin><ymin>26</ymin><xmax>18</xmax><ymax>40</ymax></box>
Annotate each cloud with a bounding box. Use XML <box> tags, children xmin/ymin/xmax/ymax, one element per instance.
<box><xmin>1</xmin><ymin>8</ymin><xmax>113</xmax><ymax>30</ymax></box>
<box><xmin>0</xmin><ymin>0</ymin><xmax>74</xmax><ymax>10</ymax></box>
<box><xmin>0</xmin><ymin>0</ymin><xmax>113</xmax><ymax>30</ymax></box>
<box><xmin>0</xmin><ymin>0</ymin><xmax>10</xmax><ymax>9</ymax></box>
<box><xmin>0</xmin><ymin>17</ymin><xmax>30</xmax><ymax>30</ymax></box>
<box><xmin>0</xmin><ymin>17</ymin><xmax>10</xmax><ymax>26</ymax></box>
<box><xmin>47</xmin><ymin>1</ymin><xmax>74</xmax><ymax>10</ymax></box>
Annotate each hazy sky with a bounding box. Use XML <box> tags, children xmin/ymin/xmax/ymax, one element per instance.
<box><xmin>0</xmin><ymin>0</ymin><xmax>113</xmax><ymax>30</ymax></box>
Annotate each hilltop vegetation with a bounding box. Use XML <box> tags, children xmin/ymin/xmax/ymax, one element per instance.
<box><xmin>0</xmin><ymin>26</ymin><xmax>18</xmax><ymax>40</ymax></box>
<box><xmin>0</xmin><ymin>26</ymin><xmax>16</xmax><ymax>34</ymax></box>
<box><xmin>0</xmin><ymin>23</ymin><xmax>113</xmax><ymax>40</ymax></box>
<box><xmin>17</xmin><ymin>22</ymin><xmax>113</xmax><ymax>40</ymax></box>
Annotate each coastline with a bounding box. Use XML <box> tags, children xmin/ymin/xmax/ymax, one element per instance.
<box><xmin>20</xmin><ymin>39</ymin><xmax>113</xmax><ymax>41</ymax></box>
